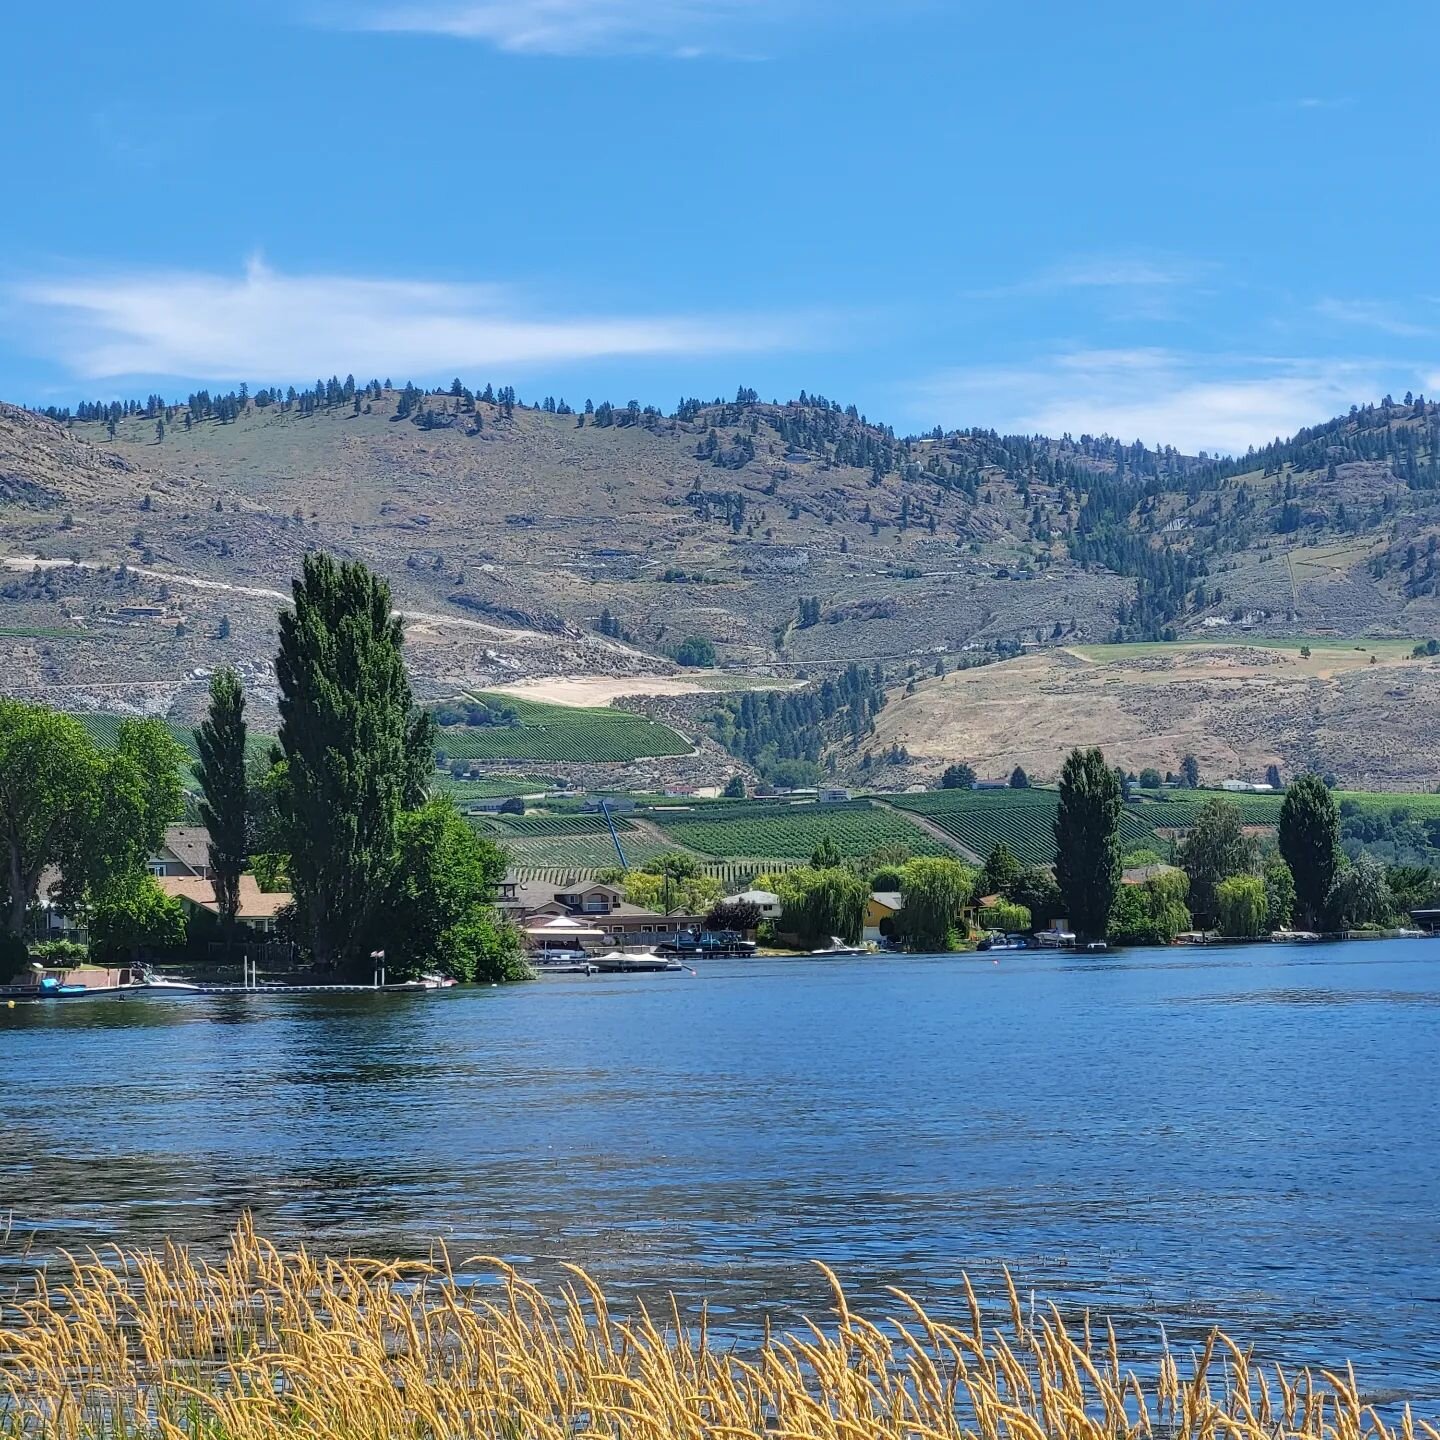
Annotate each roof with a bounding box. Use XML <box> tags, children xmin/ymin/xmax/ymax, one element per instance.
<box><xmin>724</xmin><ymin>889</ymin><xmax>780</xmax><ymax>905</ymax></box>
<box><xmin>869</xmin><ymin>891</ymin><xmax>902</xmax><ymax>911</ymax></box>
<box><xmin>155</xmin><ymin>874</ymin><xmax>291</xmax><ymax>920</ymax></box>
<box><xmin>1122</xmin><ymin>863</ymin><xmax>1182</xmax><ymax>885</ymax></box>
<box><xmin>523</xmin><ymin>914</ymin><xmax>607</xmax><ymax>938</ymax></box>
<box><xmin>158</xmin><ymin>825</ymin><xmax>211</xmax><ymax>874</ymax></box>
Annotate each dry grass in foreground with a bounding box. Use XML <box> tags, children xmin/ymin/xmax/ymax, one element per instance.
<box><xmin>0</xmin><ymin>1217</ymin><xmax>1433</xmax><ymax>1440</ymax></box>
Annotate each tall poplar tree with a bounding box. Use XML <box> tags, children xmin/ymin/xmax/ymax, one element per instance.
<box><xmin>275</xmin><ymin>554</ymin><xmax>433</xmax><ymax>972</ymax></box>
<box><xmin>1053</xmin><ymin>746</ymin><xmax>1122</xmax><ymax>939</ymax></box>
<box><xmin>1278</xmin><ymin>774</ymin><xmax>1340</xmax><ymax>928</ymax></box>
<box><xmin>194</xmin><ymin>668</ymin><xmax>248</xmax><ymax>930</ymax></box>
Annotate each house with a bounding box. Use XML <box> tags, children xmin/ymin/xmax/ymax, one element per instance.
<box><xmin>499</xmin><ymin>875</ymin><xmax>705</xmax><ymax>948</ymax></box>
<box><xmin>148</xmin><ymin>825</ymin><xmax>212</xmax><ymax>878</ymax></box>
<box><xmin>583</xmin><ymin>796</ymin><xmax>636</xmax><ymax>814</ymax></box>
<box><xmin>155</xmin><ymin>874</ymin><xmax>291</xmax><ymax>934</ymax></box>
<box><xmin>722</xmin><ymin>888</ymin><xmax>781</xmax><ymax>920</ymax></box>
<box><xmin>1220</xmin><ymin>780</ymin><xmax>1275</xmax><ymax>793</ymax></box>
<box><xmin>818</xmin><ymin>787</ymin><xmax>852</xmax><ymax>803</ymax></box>
<box><xmin>864</xmin><ymin>891</ymin><xmax>902</xmax><ymax>943</ymax></box>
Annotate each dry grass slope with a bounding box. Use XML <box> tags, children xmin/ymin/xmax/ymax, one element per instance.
<box><xmin>1</xmin><ymin>1220</ymin><xmax>1430</xmax><ymax>1440</ymax></box>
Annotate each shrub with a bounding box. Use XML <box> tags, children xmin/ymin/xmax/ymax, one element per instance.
<box><xmin>985</xmin><ymin>900</ymin><xmax>1031</xmax><ymax>933</ymax></box>
<box><xmin>674</xmin><ymin>636</ymin><xmax>716</xmax><ymax>667</ymax></box>
<box><xmin>940</xmin><ymin>763</ymin><xmax>976</xmax><ymax>790</ymax></box>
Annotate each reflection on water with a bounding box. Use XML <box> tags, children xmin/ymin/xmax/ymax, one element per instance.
<box><xmin>2</xmin><ymin>942</ymin><xmax>1439</xmax><ymax>1393</ymax></box>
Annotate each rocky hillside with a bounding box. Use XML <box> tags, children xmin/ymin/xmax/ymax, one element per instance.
<box><xmin>2</xmin><ymin>383</ymin><xmax>1438</xmax><ymax>746</ymax></box>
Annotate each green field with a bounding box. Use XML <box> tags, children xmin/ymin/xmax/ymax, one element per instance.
<box><xmin>73</xmin><ymin>713</ymin><xmax>275</xmax><ymax>769</ymax></box>
<box><xmin>647</xmin><ymin>799</ymin><xmax>950</xmax><ymax>860</ymax></box>
<box><xmin>434</xmin><ymin>692</ymin><xmax>692</xmax><ymax>763</ymax></box>
<box><xmin>890</xmin><ymin>788</ymin><xmax>1156</xmax><ymax>865</ymax></box>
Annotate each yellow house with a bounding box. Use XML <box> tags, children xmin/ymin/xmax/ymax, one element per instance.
<box><xmin>864</xmin><ymin>891</ymin><xmax>902</xmax><ymax>943</ymax></box>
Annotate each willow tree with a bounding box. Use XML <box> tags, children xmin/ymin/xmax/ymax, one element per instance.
<box><xmin>194</xmin><ymin>668</ymin><xmax>248</xmax><ymax>930</ymax></box>
<box><xmin>276</xmin><ymin>553</ymin><xmax>433</xmax><ymax>972</ymax></box>
<box><xmin>1053</xmin><ymin>746</ymin><xmax>1122</xmax><ymax>939</ymax></box>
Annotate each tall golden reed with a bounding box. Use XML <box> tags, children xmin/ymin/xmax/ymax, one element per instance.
<box><xmin>0</xmin><ymin>1216</ymin><xmax>1432</xmax><ymax>1440</ymax></box>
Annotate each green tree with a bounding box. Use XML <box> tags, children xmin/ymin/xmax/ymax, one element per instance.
<box><xmin>1175</xmin><ymin>798</ymin><xmax>1258</xmax><ymax>922</ymax></box>
<box><xmin>723</xmin><ymin>774</ymin><xmax>746</xmax><ymax>799</ymax></box>
<box><xmin>1137</xmin><ymin>767</ymin><xmax>1163</xmax><ymax>790</ymax></box>
<box><xmin>896</xmin><ymin>856</ymin><xmax>974</xmax><ymax>951</ymax></box>
<box><xmin>809</xmin><ymin>834</ymin><xmax>843</xmax><ymax>869</ymax></box>
<box><xmin>674</xmin><ymin>636</ymin><xmax>716</xmax><ymax>667</ymax></box>
<box><xmin>1009</xmin><ymin>765</ymin><xmax>1030</xmax><ymax>789</ymax></box>
<box><xmin>379</xmin><ymin>798</ymin><xmax>527</xmax><ymax>982</ymax></box>
<box><xmin>88</xmin><ymin>872</ymin><xmax>186</xmax><ymax>962</ymax></box>
<box><xmin>623</xmin><ymin>867</ymin><xmax>722</xmax><ymax>916</ymax></box>
<box><xmin>985</xmin><ymin>900</ymin><xmax>1031</xmax><ymax>933</ymax></box>
<box><xmin>776</xmin><ymin>866</ymin><xmax>867</xmax><ymax>946</ymax></box>
<box><xmin>1004</xmin><ymin>865</ymin><xmax>1060</xmax><ymax>931</ymax></box>
<box><xmin>64</xmin><ymin>718</ymin><xmax>187</xmax><ymax>932</ymax></box>
<box><xmin>1054</xmin><ymin>747</ymin><xmax>1122</xmax><ymax>939</ymax></box>
<box><xmin>1215</xmin><ymin>874</ymin><xmax>1267</xmax><ymax>937</ymax></box>
<box><xmin>979</xmin><ymin>840</ymin><xmax>1020</xmax><ymax>897</ymax></box>
<box><xmin>1180</xmin><ymin>754</ymin><xmax>1201</xmax><ymax>788</ymax></box>
<box><xmin>0</xmin><ymin>702</ymin><xmax>103</xmax><ymax>935</ymax></box>
<box><xmin>1264</xmin><ymin>855</ymin><xmax>1296</xmax><ymax>930</ymax></box>
<box><xmin>194</xmin><ymin>669</ymin><xmax>248</xmax><ymax>931</ymax></box>
<box><xmin>1108</xmin><ymin>870</ymin><xmax>1191</xmax><ymax>944</ymax></box>
<box><xmin>1327</xmin><ymin>854</ymin><xmax>1395</xmax><ymax>929</ymax></box>
<box><xmin>1279</xmin><ymin>775</ymin><xmax>1341</xmax><ymax>927</ymax></box>
<box><xmin>275</xmin><ymin>554</ymin><xmax>434</xmax><ymax>972</ymax></box>
<box><xmin>940</xmin><ymin>763</ymin><xmax>976</xmax><ymax>790</ymax></box>
<box><xmin>1386</xmin><ymin>864</ymin><xmax>1436</xmax><ymax>914</ymax></box>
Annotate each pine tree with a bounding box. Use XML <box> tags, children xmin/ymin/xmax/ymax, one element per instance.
<box><xmin>275</xmin><ymin>554</ymin><xmax>434</xmax><ymax>972</ymax></box>
<box><xmin>1053</xmin><ymin>747</ymin><xmax>1122</xmax><ymax>939</ymax></box>
<box><xmin>194</xmin><ymin>669</ymin><xmax>248</xmax><ymax>932</ymax></box>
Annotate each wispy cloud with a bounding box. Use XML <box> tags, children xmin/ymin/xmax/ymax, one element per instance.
<box><xmin>1316</xmin><ymin>297</ymin><xmax>1436</xmax><ymax>338</ymax></box>
<box><xmin>965</xmin><ymin>254</ymin><xmax>1208</xmax><ymax>302</ymax></box>
<box><xmin>1291</xmin><ymin>96</ymin><xmax>1353</xmax><ymax>110</ymax></box>
<box><xmin>913</xmin><ymin>349</ymin><xmax>1407</xmax><ymax>456</ymax></box>
<box><xmin>9</xmin><ymin>258</ymin><xmax>803</xmax><ymax>383</ymax></box>
<box><xmin>337</xmin><ymin>0</ymin><xmax>775</xmax><ymax>57</ymax></box>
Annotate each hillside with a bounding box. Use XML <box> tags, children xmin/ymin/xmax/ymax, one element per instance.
<box><xmin>858</xmin><ymin>639</ymin><xmax>1440</xmax><ymax>790</ymax></box>
<box><xmin>2</xmin><ymin>381</ymin><xmax>1439</xmax><ymax>785</ymax></box>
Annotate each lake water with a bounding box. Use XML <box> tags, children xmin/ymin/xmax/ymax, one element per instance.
<box><xmin>2</xmin><ymin>940</ymin><xmax>1439</xmax><ymax>1399</ymax></box>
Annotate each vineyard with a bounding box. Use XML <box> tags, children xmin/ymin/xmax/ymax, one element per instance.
<box><xmin>479</xmin><ymin>813</ymin><xmax>638</xmax><ymax>838</ymax></box>
<box><xmin>72</xmin><ymin>713</ymin><xmax>275</xmax><ymax>769</ymax></box>
<box><xmin>435</xmin><ymin>692</ymin><xmax>692</xmax><ymax>763</ymax></box>
<box><xmin>889</xmin><ymin>789</ymin><xmax>1156</xmax><ymax>865</ymax></box>
<box><xmin>646</xmin><ymin>799</ymin><xmax>951</xmax><ymax>860</ymax></box>
<box><xmin>507</xmin><ymin>858</ymin><xmax>808</xmax><ymax>887</ymax></box>
<box><xmin>486</xmin><ymin>831</ymin><xmax>672</xmax><ymax>872</ymax></box>
<box><xmin>432</xmin><ymin>773</ymin><xmax>563</xmax><ymax>799</ymax></box>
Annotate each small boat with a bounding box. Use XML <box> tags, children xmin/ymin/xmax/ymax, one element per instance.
<box><xmin>1083</xmin><ymin>940</ymin><xmax>1108</xmax><ymax>953</ymax></box>
<box><xmin>1270</xmin><ymin>929</ymin><xmax>1322</xmax><ymax>943</ymax></box>
<box><xmin>590</xmin><ymin>949</ymin><xmax>684</xmax><ymax>973</ymax></box>
<box><xmin>1174</xmin><ymin>931</ymin><xmax>1217</xmax><ymax>947</ymax></box>
<box><xmin>531</xmin><ymin>957</ymin><xmax>599</xmax><ymax>975</ymax></box>
<box><xmin>977</xmin><ymin>935</ymin><xmax>1028</xmax><ymax>952</ymax></box>
<box><xmin>1033</xmin><ymin>927</ymin><xmax>1077</xmax><ymax>950</ymax></box>
<box><xmin>809</xmin><ymin>937</ymin><xmax>870</xmax><ymax>958</ymax></box>
<box><xmin>1394</xmin><ymin>928</ymin><xmax>1429</xmax><ymax>939</ymax></box>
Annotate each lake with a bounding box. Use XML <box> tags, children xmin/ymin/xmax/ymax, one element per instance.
<box><xmin>2</xmin><ymin>940</ymin><xmax>1438</xmax><ymax>1399</ymax></box>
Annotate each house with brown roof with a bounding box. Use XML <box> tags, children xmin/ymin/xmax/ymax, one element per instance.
<box><xmin>498</xmin><ymin>875</ymin><xmax>704</xmax><ymax>948</ymax></box>
<box><xmin>155</xmin><ymin>874</ymin><xmax>291</xmax><ymax>933</ymax></box>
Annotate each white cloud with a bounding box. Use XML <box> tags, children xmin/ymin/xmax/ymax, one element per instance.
<box><xmin>912</xmin><ymin>349</ymin><xmax>1408</xmax><ymax>456</ymax></box>
<box><xmin>340</xmin><ymin>0</ymin><xmax>772</xmax><ymax>56</ymax></box>
<box><xmin>1316</xmin><ymin>297</ymin><xmax>1436</xmax><ymax>338</ymax></box>
<box><xmin>10</xmin><ymin>258</ymin><xmax>800</xmax><ymax>383</ymax></box>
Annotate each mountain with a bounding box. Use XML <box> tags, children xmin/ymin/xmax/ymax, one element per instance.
<box><xmin>2</xmin><ymin>381</ymin><xmax>1438</xmax><ymax>784</ymax></box>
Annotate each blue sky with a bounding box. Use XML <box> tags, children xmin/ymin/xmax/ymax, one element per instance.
<box><xmin>3</xmin><ymin>0</ymin><xmax>1437</xmax><ymax>453</ymax></box>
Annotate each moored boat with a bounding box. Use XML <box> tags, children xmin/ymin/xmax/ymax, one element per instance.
<box><xmin>590</xmin><ymin>948</ymin><xmax>684</xmax><ymax>973</ymax></box>
<box><xmin>1270</xmin><ymin>928</ymin><xmax>1322</xmax><ymax>943</ymax></box>
<box><xmin>809</xmin><ymin>936</ymin><xmax>870</xmax><ymax>958</ymax></box>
